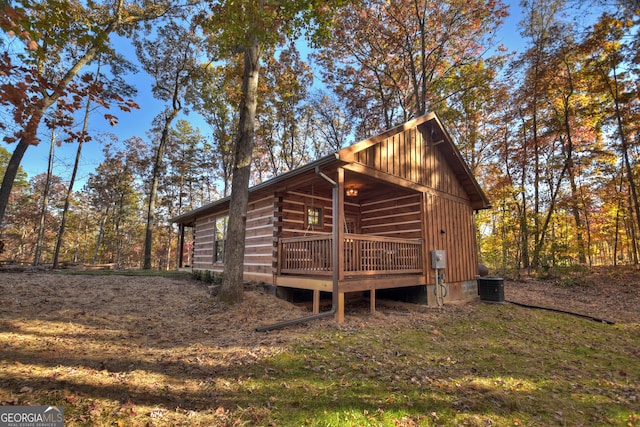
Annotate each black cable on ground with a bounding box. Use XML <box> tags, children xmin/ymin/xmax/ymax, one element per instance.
<box><xmin>506</xmin><ymin>299</ymin><xmax>616</xmax><ymax>325</ymax></box>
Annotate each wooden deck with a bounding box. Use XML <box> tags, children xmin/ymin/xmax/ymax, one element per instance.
<box><xmin>276</xmin><ymin>233</ymin><xmax>426</xmax><ymax>320</ymax></box>
<box><xmin>278</xmin><ymin>233</ymin><xmax>423</xmax><ymax>276</ymax></box>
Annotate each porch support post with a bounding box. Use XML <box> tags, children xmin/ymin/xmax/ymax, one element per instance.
<box><xmin>177</xmin><ymin>223</ymin><xmax>185</xmax><ymax>269</ymax></box>
<box><xmin>421</xmin><ymin>191</ymin><xmax>431</xmax><ymax>305</ymax></box>
<box><xmin>333</xmin><ymin>167</ymin><xmax>345</xmax><ymax>323</ymax></box>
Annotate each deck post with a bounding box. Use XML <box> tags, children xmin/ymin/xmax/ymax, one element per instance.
<box><xmin>333</xmin><ymin>167</ymin><xmax>345</xmax><ymax>322</ymax></box>
<box><xmin>421</xmin><ymin>191</ymin><xmax>430</xmax><ymax>304</ymax></box>
<box><xmin>370</xmin><ymin>289</ymin><xmax>376</xmax><ymax>313</ymax></box>
<box><xmin>313</xmin><ymin>289</ymin><xmax>320</xmax><ymax>314</ymax></box>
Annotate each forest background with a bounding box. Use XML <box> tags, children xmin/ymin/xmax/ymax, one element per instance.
<box><xmin>0</xmin><ymin>0</ymin><xmax>638</xmax><ymax>275</ymax></box>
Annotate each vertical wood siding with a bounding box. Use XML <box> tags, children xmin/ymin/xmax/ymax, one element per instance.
<box><xmin>423</xmin><ymin>193</ymin><xmax>478</xmax><ymax>284</ymax></box>
<box><xmin>354</xmin><ymin>125</ymin><xmax>468</xmax><ymax>200</ymax></box>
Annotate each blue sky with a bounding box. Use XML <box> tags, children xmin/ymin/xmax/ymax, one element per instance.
<box><xmin>2</xmin><ymin>0</ymin><xmax>547</xmax><ymax>190</ymax></box>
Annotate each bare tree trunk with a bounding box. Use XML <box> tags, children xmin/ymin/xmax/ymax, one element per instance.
<box><xmin>115</xmin><ymin>194</ymin><xmax>124</xmax><ymax>269</ymax></box>
<box><xmin>93</xmin><ymin>207</ymin><xmax>109</xmax><ymax>265</ymax></box>
<box><xmin>613</xmin><ymin>173</ymin><xmax>625</xmax><ymax>265</ymax></box>
<box><xmin>220</xmin><ymin>39</ymin><xmax>261</xmax><ymax>304</ymax></box>
<box><xmin>597</xmin><ymin>61</ymin><xmax>640</xmax><ymax>264</ymax></box>
<box><xmin>517</xmin><ymin>113</ymin><xmax>530</xmax><ymax>272</ymax></box>
<box><xmin>34</xmin><ymin>131</ymin><xmax>56</xmax><ymax>266</ymax></box>
<box><xmin>614</xmin><ymin>111</ymin><xmax>640</xmax><ymax>265</ymax></box>
<box><xmin>558</xmin><ymin>61</ymin><xmax>586</xmax><ymax>264</ymax></box>
<box><xmin>143</xmin><ymin>108</ymin><xmax>179</xmax><ymax>269</ymax></box>
<box><xmin>53</xmin><ymin>61</ymin><xmax>100</xmax><ymax>269</ymax></box>
<box><xmin>0</xmin><ymin>138</ymin><xmax>31</xmax><ymax>230</ymax></box>
<box><xmin>532</xmin><ymin>134</ymin><xmax>572</xmax><ymax>268</ymax></box>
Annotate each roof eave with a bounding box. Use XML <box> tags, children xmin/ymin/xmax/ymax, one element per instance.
<box><xmin>171</xmin><ymin>153</ymin><xmax>341</xmax><ymax>224</ymax></box>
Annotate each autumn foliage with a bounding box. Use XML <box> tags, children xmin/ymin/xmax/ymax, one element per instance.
<box><xmin>0</xmin><ymin>0</ymin><xmax>638</xmax><ymax>273</ymax></box>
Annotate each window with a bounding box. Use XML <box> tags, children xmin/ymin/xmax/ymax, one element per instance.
<box><xmin>306</xmin><ymin>206</ymin><xmax>322</xmax><ymax>227</ymax></box>
<box><xmin>214</xmin><ymin>215</ymin><xmax>228</xmax><ymax>263</ymax></box>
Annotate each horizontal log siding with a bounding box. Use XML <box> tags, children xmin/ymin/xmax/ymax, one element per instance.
<box><xmin>192</xmin><ymin>213</ymin><xmax>220</xmax><ymax>272</ymax></box>
<box><xmin>242</xmin><ymin>195</ymin><xmax>275</xmax><ymax>278</ymax></box>
<box><xmin>354</xmin><ymin>124</ymin><xmax>468</xmax><ymax>200</ymax></box>
<box><xmin>360</xmin><ymin>194</ymin><xmax>422</xmax><ymax>239</ymax></box>
<box><xmin>277</xmin><ymin>190</ymin><xmax>333</xmax><ymax>238</ymax></box>
<box><xmin>423</xmin><ymin>193</ymin><xmax>477</xmax><ymax>284</ymax></box>
<box><xmin>192</xmin><ymin>194</ymin><xmax>276</xmax><ymax>281</ymax></box>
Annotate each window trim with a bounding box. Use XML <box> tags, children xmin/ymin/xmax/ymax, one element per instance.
<box><xmin>305</xmin><ymin>205</ymin><xmax>323</xmax><ymax>228</ymax></box>
<box><xmin>213</xmin><ymin>215</ymin><xmax>228</xmax><ymax>264</ymax></box>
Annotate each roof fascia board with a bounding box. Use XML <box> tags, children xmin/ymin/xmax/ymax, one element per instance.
<box><xmin>426</xmin><ymin>114</ymin><xmax>491</xmax><ymax>209</ymax></box>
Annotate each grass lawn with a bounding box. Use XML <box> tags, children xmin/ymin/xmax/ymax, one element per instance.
<box><xmin>0</xmin><ymin>272</ymin><xmax>638</xmax><ymax>426</ymax></box>
<box><xmin>222</xmin><ymin>304</ymin><xmax>639</xmax><ymax>426</ymax></box>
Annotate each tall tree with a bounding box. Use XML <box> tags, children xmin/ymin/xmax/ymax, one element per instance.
<box><xmin>258</xmin><ymin>42</ymin><xmax>314</xmax><ymax>176</ymax></box>
<box><xmin>315</xmin><ymin>0</ymin><xmax>508</xmax><ymax>137</ymax></box>
<box><xmin>200</xmin><ymin>0</ymin><xmax>346</xmax><ymax>303</ymax></box>
<box><xmin>49</xmin><ymin>52</ymin><xmax>137</xmax><ymax>268</ymax></box>
<box><xmin>583</xmin><ymin>13</ymin><xmax>640</xmax><ymax>264</ymax></box>
<box><xmin>134</xmin><ymin>19</ymin><xmax>203</xmax><ymax>270</ymax></box>
<box><xmin>187</xmin><ymin>60</ymin><xmax>242</xmax><ymax>198</ymax></box>
<box><xmin>0</xmin><ymin>145</ymin><xmax>28</xmax><ymax>256</ymax></box>
<box><xmin>0</xmin><ymin>0</ymin><xmax>178</xmax><ymax>229</ymax></box>
<box><xmin>306</xmin><ymin>91</ymin><xmax>353</xmax><ymax>156</ymax></box>
<box><xmin>17</xmin><ymin>172</ymin><xmax>65</xmax><ymax>262</ymax></box>
<box><xmin>509</xmin><ymin>0</ymin><xmax>566</xmax><ymax>270</ymax></box>
<box><xmin>33</xmin><ymin>129</ymin><xmax>56</xmax><ymax>266</ymax></box>
<box><xmin>85</xmin><ymin>136</ymin><xmax>148</xmax><ymax>267</ymax></box>
<box><xmin>166</xmin><ymin>120</ymin><xmax>215</xmax><ymax>216</ymax></box>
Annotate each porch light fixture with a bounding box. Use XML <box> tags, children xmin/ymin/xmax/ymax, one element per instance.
<box><xmin>346</xmin><ymin>187</ymin><xmax>358</xmax><ymax>197</ymax></box>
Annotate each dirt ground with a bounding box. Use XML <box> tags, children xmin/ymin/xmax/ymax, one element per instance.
<box><xmin>0</xmin><ymin>266</ymin><xmax>638</xmax><ymax>342</ymax></box>
<box><xmin>0</xmin><ymin>267</ymin><xmax>638</xmax><ymax>424</ymax></box>
<box><xmin>503</xmin><ymin>266</ymin><xmax>640</xmax><ymax>324</ymax></box>
<box><xmin>0</xmin><ymin>271</ymin><xmax>316</xmax><ymax>351</ymax></box>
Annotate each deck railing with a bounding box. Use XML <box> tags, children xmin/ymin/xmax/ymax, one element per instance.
<box><xmin>278</xmin><ymin>233</ymin><xmax>423</xmax><ymax>276</ymax></box>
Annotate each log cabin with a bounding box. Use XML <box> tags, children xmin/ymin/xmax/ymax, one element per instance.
<box><xmin>172</xmin><ymin>112</ymin><xmax>490</xmax><ymax>322</ymax></box>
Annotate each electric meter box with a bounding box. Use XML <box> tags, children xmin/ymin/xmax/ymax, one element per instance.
<box><xmin>430</xmin><ymin>250</ymin><xmax>446</xmax><ymax>269</ymax></box>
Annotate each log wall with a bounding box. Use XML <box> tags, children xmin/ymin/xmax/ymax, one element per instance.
<box><xmin>276</xmin><ymin>190</ymin><xmax>360</xmax><ymax>238</ymax></box>
<box><xmin>192</xmin><ymin>214</ymin><xmax>217</xmax><ymax>272</ymax></box>
<box><xmin>360</xmin><ymin>193</ymin><xmax>422</xmax><ymax>239</ymax></box>
<box><xmin>192</xmin><ymin>194</ymin><xmax>275</xmax><ymax>282</ymax></box>
<box><xmin>277</xmin><ymin>190</ymin><xmax>333</xmax><ymax>238</ymax></box>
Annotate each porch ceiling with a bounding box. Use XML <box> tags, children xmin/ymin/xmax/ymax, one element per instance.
<box><xmin>294</xmin><ymin>169</ymin><xmax>415</xmax><ymax>203</ymax></box>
